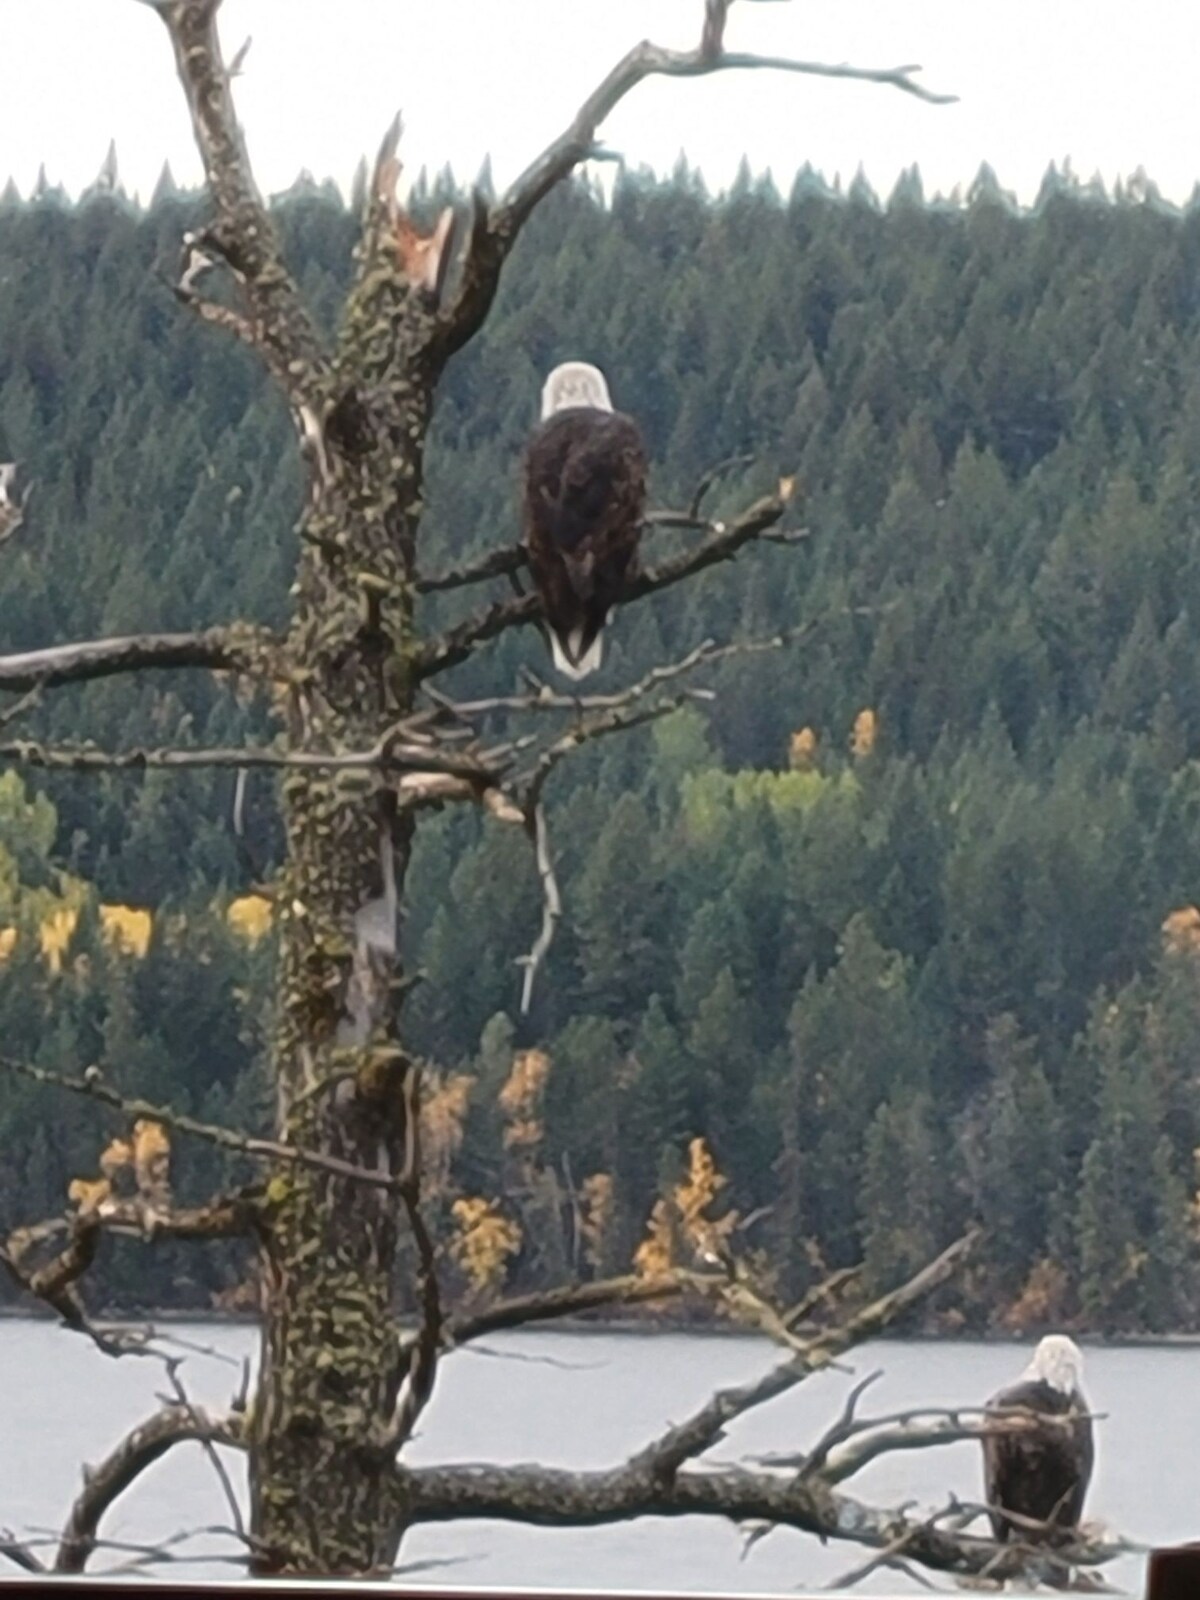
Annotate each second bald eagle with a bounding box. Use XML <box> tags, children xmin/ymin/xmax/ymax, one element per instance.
<box><xmin>521</xmin><ymin>362</ymin><xmax>647</xmax><ymax>680</ymax></box>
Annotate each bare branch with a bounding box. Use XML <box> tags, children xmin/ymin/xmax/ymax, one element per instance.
<box><xmin>0</xmin><ymin>626</ymin><xmax>275</xmax><ymax>694</ymax></box>
<box><xmin>417</xmin><ymin>545</ymin><xmax>528</xmax><ymax>595</ymax></box>
<box><xmin>437</xmin><ymin>7</ymin><xmax>951</xmax><ymax>354</ymax></box>
<box><xmin>1</xmin><ymin>1192</ymin><xmax>256</xmax><ymax>1359</ymax></box>
<box><xmin>162</xmin><ymin>1361</ymin><xmax>247</xmax><ymax>1547</ymax></box>
<box><xmin>416</xmin><ymin>592</ymin><xmax>541</xmax><ymax>681</ymax></box>
<box><xmin>0</xmin><ymin>1057</ymin><xmax>411</xmax><ymax>1197</ymax></box>
<box><xmin>688</xmin><ymin>451</ymin><xmax>757</xmax><ymax>518</ymax></box>
<box><xmin>413</xmin><ymin>466</ymin><xmax>766</xmax><ymax>600</ymax></box>
<box><xmin>630</xmin><ymin>1231</ymin><xmax>976</xmax><ymax>1481</ymax></box>
<box><xmin>0</xmin><ymin>1531</ymin><xmax>44</xmax><ymax>1575</ymax></box>
<box><xmin>56</xmin><ymin>1403</ymin><xmax>244</xmax><ymax>1574</ymax></box>
<box><xmin>518</xmin><ymin>801</ymin><xmax>562</xmax><ymax>1016</ymax></box>
<box><xmin>143</xmin><ymin>0</ymin><xmax>328</xmax><ymax>405</ymax></box>
<box><xmin>443</xmin><ymin>1272</ymin><xmax>691</xmax><ymax>1348</ymax></box>
<box><xmin>783</xmin><ymin>1264</ymin><xmax>864</xmax><ymax>1329</ymax></box>
<box><xmin>402</xmin><ymin>1461</ymin><xmax>1119</xmax><ymax>1590</ymax></box>
<box><xmin>0</xmin><ymin>730</ymin><xmax>509</xmax><ymax>784</ymax></box>
<box><xmin>388</xmin><ymin>1194</ymin><xmax>441</xmax><ymax>1447</ymax></box>
<box><xmin>415</xmin><ymin>486</ymin><xmax>800</xmax><ymax>679</ymax></box>
<box><xmin>821</xmin><ymin>1406</ymin><xmax>1102</xmax><ymax>1487</ymax></box>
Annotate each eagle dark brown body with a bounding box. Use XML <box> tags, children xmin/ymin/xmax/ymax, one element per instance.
<box><xmin>982</xmin><ymin>1339</ymin><xmax>1094</xmax><ymax>1544</ymax></box>
<box><xmin>521</xmin><ymin>405</ymin><xmax>647</xmax><ymax>679</ymax></box>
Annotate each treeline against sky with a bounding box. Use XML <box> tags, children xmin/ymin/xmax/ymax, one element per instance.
<box><xmin>1</xmin><ymin>159</ymin><xmax>1200</xmax><ymax>1328</ymax></box>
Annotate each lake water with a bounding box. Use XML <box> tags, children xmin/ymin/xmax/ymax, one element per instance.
<box><xmin>0</xmin><ymin>1319</ymin><xmax>1191</xmax><ymax>1593</ymax></box>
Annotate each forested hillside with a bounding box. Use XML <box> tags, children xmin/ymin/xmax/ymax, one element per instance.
<box><xmin>2</xmin><ymin>160</ymin><xmax>1200</xmax><ymax>1331</ymax></box>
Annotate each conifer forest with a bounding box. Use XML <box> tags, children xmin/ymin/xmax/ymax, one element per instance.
<box><xmin>3</xmin><ymin>158</ymin><xmax>1200</xmax><ymax>1337</ymax></box>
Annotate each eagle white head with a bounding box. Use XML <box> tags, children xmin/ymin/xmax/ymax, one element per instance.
<box><xmin>1024</xmin><ymin>1334</ymin><xmax>1084</xmax><ymax>1396</ymax></box>
<box><xmin>540</xmin><ymin>361</ymin><xmax>613</xmax><ymax>419</ymax></box>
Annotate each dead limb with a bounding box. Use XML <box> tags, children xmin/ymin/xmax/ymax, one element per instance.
<box><xmin>417</xmin><ymin>545</ymin><xmax>529</xmax><ymax>595</ymax></box>
<box><xmin>400</xmin><ymin>1455</ymin><xmax>1121</xmax><ymax>1592</ymax></box>
<box><xmin>137</xmin><ymin>0</ymin><xmax>329</xmax><ymax>410</ymax></box>
<box><xmin>0</xmin><ymin>1057</ymin><xmax>413</xmax><ymax>1197</ymax></box>
<box><xmin>415</xmin><ymin>484</ymin><xmax>798</xmax><ymax>679</ymax></box>
<box><xmin>442</xmin><ymin>1272</ymin><xmax>690</xmax><ymax>1348</ymax></box>
<box><xmin>1</xmin><ymin>1191</ymin><xmax>256</xmax><ymax>1359</ymax></box>
<box><xmin>0</xmin><ymin>729</ymin><xmax>510</xmax><ymax>784</ymax></box>
<box><xmin>631</xmin><ymin>1233</ymin><xmax>976</xmax><ymax>1483</ymax></box>
<box><xmin>388</xmin><ymin>1073</ymin><xmax>443</xmax><ymax>1448</ymax></box>
<box><xmin>0</xmin><ymin>1532</ymin><xmax>43</xmax><ymax>1575</ymax></box>
<box><xmin>161</xmin><ymin>1361</ymin><xmax>248</xmax><ymax>1549</ymax></box>
<box><xmin>435</xmin><ymin>2</ymin><xmax>951</xmax><ymax>359</ymax></box>
<box><xmin>0</xmin><ymin>626</ymin><xmax>274</xmax><ymax>694</ymax></box>
<box><xmin>55</xmin><ymin>1402</ymin><xmax>244</xmax><ymax>1574</ymax></box>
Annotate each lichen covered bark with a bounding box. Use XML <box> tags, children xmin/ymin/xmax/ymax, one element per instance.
<box><xmin>248</xmin><ymin>217</ymin><xmax>444</xmax><ymax>1573</ymax></box>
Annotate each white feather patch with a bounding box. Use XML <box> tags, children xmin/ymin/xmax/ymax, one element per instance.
<box><xmin>549</xmin><ymin>628</ymin><xmax>604</xmax><ymax>681</ymax></box>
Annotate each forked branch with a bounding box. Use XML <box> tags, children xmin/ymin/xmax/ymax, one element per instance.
<box><xmin>437</xmin><ymin>2</ymin><xmax>951</xmax><ymax>355</ymax></box>
<box><xmin>1</xmin><ymin>1192</ymin><xmax>256</xmax><ymax>1358</ymax></box>
<box><xmin>416</xmin><ymin>482</ymin><xmax>800</xmax><ymax>678</ymax></box>
<box><xmin>137</xmin><ymin>0</ymin><xmax>328</xmax><ymax>405</ymax></box>
<box><xmin>55</xmin><ymin>1403</ymin><xmax>244</xmax><ymax>1574</ymax></box>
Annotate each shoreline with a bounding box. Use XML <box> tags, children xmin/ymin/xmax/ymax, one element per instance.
<box><xmin>5</xmin><ymin>1301</ymin><xmax>1200</xmax><ymax>1348</ymax></box>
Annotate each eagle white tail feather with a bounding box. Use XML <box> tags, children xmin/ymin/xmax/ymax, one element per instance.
<box><xmin>549</xmin><ymin>628</ymin><xmax>604</xmax><ymax>680</ymax></box>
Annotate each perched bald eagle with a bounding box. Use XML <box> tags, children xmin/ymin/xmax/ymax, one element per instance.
<box><xmin>521</xmin><ymin>361</ymin><xmax>647</xmax><ymax>680</ymax></box>
<box><xmin>982</xmin><ymin>1335</ymin><xmax>1094</xmax><ymax>1543</ymax></box>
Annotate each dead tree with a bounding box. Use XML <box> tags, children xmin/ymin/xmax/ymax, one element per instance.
<box><xmin>0</xmin><ymin>0</ymin><xmax>1131</xmax><ymax>1587</ymax></box>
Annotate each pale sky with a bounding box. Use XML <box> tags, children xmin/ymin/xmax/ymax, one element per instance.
<box><xmin>1</xmin><ymin>1</ymin><xmax>1198</xmax><ymax>208</ymax></box>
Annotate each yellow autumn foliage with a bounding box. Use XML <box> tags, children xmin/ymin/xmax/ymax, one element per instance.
<box><xmin>788</xmin><ymin>726</ymin><xmax>818</xmax><ymax>770</ymax></box>
<box><xmin>579</xmin><ymin>1172</ymin><xmax>615</xmax><ymax>1273</ymax></box>
<box><xmin>633</xmin><ymin>1197</ymin><xmax>674</xmax><ymax>1279</ymax></box>
<box><xmin>39</xmin><ymin>905</ymin><xmax>78</xmax><ymax>973</ymax></box>
<box><xmin>99</xmin><ymin>1136</ymin><xmax>134</xmax><ymax>1178</ymax></box>
<box><xmin>0</xmin><ymin>927</ymin><xmax>16</xmax><ymax>961</ymax></box>
<box><xmin>1163</xmin><ymin>905</ymin><xmax>1200</xmax><ymax>955</ymax></box>
<box><xmin>421</xmin><ymin>1070</ymin><xmax>472</xmax><ymax>1196</ymax></box>
<box><xmin>850</xmin><ymin>707</ymin><xmax>878</xmax><ymax>758</ymax></box>
<box><xmin>227</xmin><ymin>893</ymin><xmax>273</xmax><ymax>945</ymax></box>
<box><xmin>99</xmin><ymin>904</ymin><xmax>153</xmax><ymax>958</ymax></box>
<box><xmin>499</xmin><ymin>1049</ymin><xmax>551</xmax><ymax>1118</ymax></box>
<box><xmin>499</xmin><ymin>1049</ymin><xmax>551</xmax><ymax>1154</ymax></box>
<box><xmin>133</xmin><ymin>1119</ymin><xmax>171</xmax><ymax>1204</ymax></box>
<box><xmin>450</xmin><ymin>1196</ymin><xmax>522</xmax><ymax>1297</ymax></box>
<box><xmin>68</xmin><ymin>1177</ymin><xmax>112</xmax><ymax>1214</ymax></box>
<box><xmin>634</xmin><ymin>1138</ymin><xmax>737</xmax><ymax>1278</ymax></box>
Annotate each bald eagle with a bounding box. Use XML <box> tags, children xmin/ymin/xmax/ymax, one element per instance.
<box><xmin>982</xmin><ymin>1335</ymin><xmax>1094</xmax><ymax>1544</ymax></box>
<box><xmin>521</xmin><ymin>361</ymin><xmax>647</xmax><ymax>680</ymax></box>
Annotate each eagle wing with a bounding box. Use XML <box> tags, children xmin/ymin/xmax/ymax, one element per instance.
<box><xmin>981</xmin><ymin>1378</ymin><xmax>1093</xmax><ymax>1542</ymax></box>
<box><xmin>521</xmin><ymin>407</ymin><xmax>647</xmax><ymax>676</ymax></box>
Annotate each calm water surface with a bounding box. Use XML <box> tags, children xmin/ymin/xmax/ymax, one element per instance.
<box><xmin>0</xmin><ymin>1320</ymin><xmax>1192</xmax><ymax>1593</ymax></box>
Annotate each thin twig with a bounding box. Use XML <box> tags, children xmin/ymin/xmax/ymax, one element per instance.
<box><xmin>162</xmin><ymin>1361</ymin><xmax>246</xmax><ymax>1546</ymax></box>
<box><xmin>0</xmin><ymin>1057</ymin><xmax>409</xmax><ymax>1196</ymax></box>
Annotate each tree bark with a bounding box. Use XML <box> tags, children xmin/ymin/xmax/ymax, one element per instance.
<box><xmin>247</xmin><ymin>219</ymin><xmax>439</xmax><ymax>1574</ymax></box>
